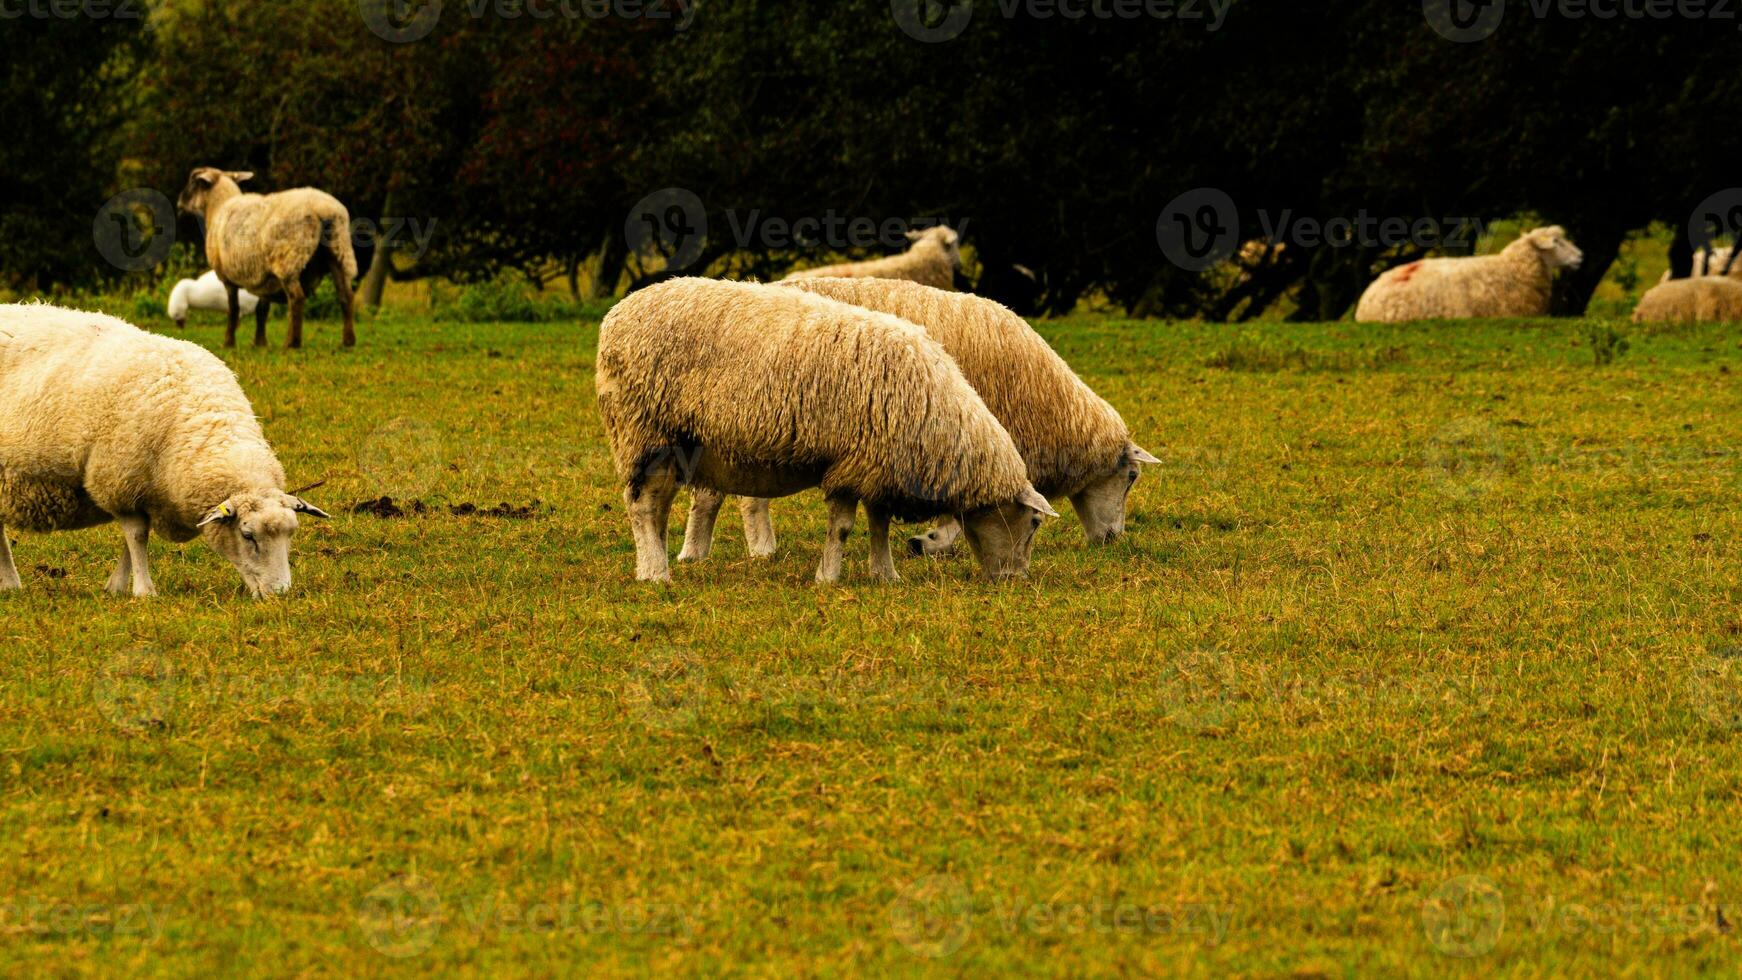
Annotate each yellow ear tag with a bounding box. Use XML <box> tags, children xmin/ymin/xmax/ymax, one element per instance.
<box><xmin>218</xmin><ymin>504</ymin><xmax>233</xmax><ymax>518</ymax></box>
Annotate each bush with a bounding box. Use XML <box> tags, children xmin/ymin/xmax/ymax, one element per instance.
<box><xmin>429</xmin><ymin>272</ymin><xmax>589</xmax><ymax>323</ymax></box>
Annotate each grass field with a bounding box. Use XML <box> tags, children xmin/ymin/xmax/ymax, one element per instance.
<box><xmin>3</xmin><ymin>303</ymin><xmax>1740</xmax><ymax>976</ymax></box>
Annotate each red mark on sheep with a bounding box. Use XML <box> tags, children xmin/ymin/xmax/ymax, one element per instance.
<box><xmin>1393</xmin><ymin>262</ymin><xmax>1424</xmax><ymax>284</ymax></box>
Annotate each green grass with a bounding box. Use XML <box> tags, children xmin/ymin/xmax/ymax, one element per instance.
<box><xmin>3</xmin><ymin>307</ymin><xmax>1741</xmax><ymax>976</ymax></box>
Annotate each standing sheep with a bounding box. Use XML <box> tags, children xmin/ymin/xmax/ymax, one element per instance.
<box><xmin>782</xmin><ymin>225</ymin><xmax>962</xmax><ymax>290</ymax></box>
<box><xmin>680</xmin><ymin>278</ymin><xmax>1160</xmax><ymax>563</ymax></box>
<box><xmin>0</xmin><ymin>303</ymin><xmax>330</xmax><ymax>597</ymax></box>
<box><xmin>1632</xmin><ymin>276</ymin><xmax>1742</xmax><ymax>323</ymax></box>
<box><xmin>168</xmin><ymin>270</ymin><xmax>259</xmax><ymax>329</ymax></box>
<box><xmin>176</xmin><ymin>167</ymin><xmax>358</xmax><ymax>349</ymax></box>
<box><xmin>596</xmin><ymin>278</ymin><xmax>1056</xmax><ymax>584</ymax></box>
<box><xmin>1354</xmin><ymin>226</ymin><xmax>1584</xmax><ymax>322</ymax></box>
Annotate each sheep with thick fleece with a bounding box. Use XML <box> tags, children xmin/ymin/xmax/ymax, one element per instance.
<box><xmin>596</xmin><ymin>278</ymin><xmax>1056</xmax><ymax>584</ymax></box>
<box><xmin>681</xmin><ymin>278</ymin><xmax>1160</xmax><ymax>562</ymax></box>
<box><xmin>0</xmin><ymin>303</ymin><xmax>330</xmax><ymax>597</ymax></box>
<box><xmin>1632</xmin><ymin>276</ymin><xmax>1742</xmax><ymax>323</ymax></box>
<box><xmin>1354</xmin><ymin>226</ymin><xmax>1583</xmax><ymax>322</ymax></box>
<box><xmin>168</xmin><ymin>270</ymin><xmax>259</xmax><ymax>329</ymax></box>
<box><xmin>177</xmin><ymin>168</ymin><xmax>358</xmax><ymax>349</ymax></box>
<box><xmin>782</xmin><ymin>225</ymin><xmax>962</xmax><ymax>290</ymax></box>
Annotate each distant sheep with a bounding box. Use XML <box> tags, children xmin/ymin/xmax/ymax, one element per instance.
<box><xmin>0</xmin><ymin>303</ymin><xmax>330</xmax><ymax>597</ymax></box>
<box><xmin>1658</xmin><ymin>245</ymin><xmax>1742</xmax><ymax>283</ymax></box>
<box><xmin>168</xmin><ymin>270</ymin><xmax>259</xmax><ymax>329</ymax></box>
<box><xmin>1633</xmin><ymin>276</ymin><xmax>1742</xmax><ymax>324</ymax></box>
<box><xmin>595</xmin><ymin>278</ymin><xmax>1055</xmax><ymax>584</ymax></box>
<box><xmin>782</xmin><ymin>225</ymin><xmax>962</xmax><ymax>290</ymax></box>
<box><xmin>177</xmin><ymin>167</ymin><xmax>358</xmax><ymax>349</ymax></box>
<box><xmin>681</xmin><ymin>278</ymin><xmax>1159</xmax><ymax>562</ymax></box>
<box><xmin>1354</xmin><ymin>226</ymin><xmax>1583</xmax><ymax>322</ymax></box>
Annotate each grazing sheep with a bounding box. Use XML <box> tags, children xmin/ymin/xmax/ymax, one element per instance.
<box><xmin>782</xmin><ymin>225</ymin><xmax>962</xmax><ymax>290</ymax></box>
<box><xmin>168</xmin><ymin>270</ymin><xmax>259</xmax><ymax>329</ymax></box>
<box><xmin>1354</xmin><ymin>226</ymin><xmax>1583</xmax><ymax>322</ymax></box>
<box><xmin>681</xmin><ymin>278</ymin><xmax>1160</xmax><ymax>562</ymax></box>
<box><xmin>596</xmin><ymin>278</ymin><xmax>1056</xmax><ymax>584</ymax></box>
<box><xmin>176</xmin><ymin>167</ymin><xmax>358</xmax><ymax>349</ymax></box>
<box><xmin>0</xmin><ymin>303</ymin><xmax>330</xmax><ymax>597</ymax></box>
<box><xmin>1632</xmin><ymin>276</ymin><xmax>1742</xmax><ymax>323</ymax></box>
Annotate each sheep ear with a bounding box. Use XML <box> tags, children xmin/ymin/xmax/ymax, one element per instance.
<box><xmin>198</xmin><ymin>502</ymin><xmax>236</xmax><ymax>527</ymax></box>
<box><xmin>225</xmin><ymin>171</ymin><xmax>255</xmax><ymax>183</ymax></box>
<box><xmin>291</xmin><ymin>498</ymin><xmax>331</xmax><ymax>520</ymax></box>
<box><xmin>190</xmin><ymin>170</ymin><xmax>217</xmax><ymax>187</ymax></box>
<box><xmin>1129</xmin><ymin>445</ymin><xmax>1162</xmax><ymax>466</ymax></box>
<box><xmin>1018</xmin><ymin>487</ymin><xmax>1059</xmax><ymax>518</ymax></box>
<box><xmin>941</xmin><ymin>227</ymin><xmax>960</xmax><ymax>246</ymax></box>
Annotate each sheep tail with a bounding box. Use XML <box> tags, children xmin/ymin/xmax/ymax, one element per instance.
<box><xmin>322</xmin><ymin>216</ymin><xmax>360</xmax><ymax>282</ymax></box>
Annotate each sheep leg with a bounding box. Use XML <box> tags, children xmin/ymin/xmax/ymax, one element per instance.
<box><xmin>117</xmin><ymin>515</ymin><xmax>155</xmax><ymax>598</ymax></box>
<box><xmin>907</xmin><ymin>516</ymin><xmax>963</xmax><ymax>557</ymax></box>
<box><xmin>104</xmin><ymin>544</ymin><xmax>132</xmax><ymax>595</ymax></box>
<box><xmin>626</xmin><ymin>460</ymin><xmax>681</xmax><ymax>584</ymax></box>
<box><xmin>253</xmin><ymin>296</ymin><xmax>271</xmax><ymax>348</ymax></box>
<box><xmin>678</xmin><ymin>488</ymin><xmax>726</xmax><ymax>562</ymax></box>
<box><xmin>329</xmin><ymin>253</ymin><xmax>357</xmax><ymax>348</ymax></box>
<box><xmin>866</xmin><ymin>505</ymin><xmax>900</xmax><ymax>583</ymax></box>
<box><xmin>815</xmin><ymin>496</ymin><xmax>857</xmax><ymax>584</ymax></box>
<box><xmin>0</xmin><ymin>526</ymin><xmax>20</xmax><ymax>592</ymax></box>
<box><xmin>284</xmin><ymin>280</ymin><xmax>306</xmax><ymax>350</ymax></box>
<box><xmin>223</xmin><ymin>282</ymin><xmax>241</xmax><ymax>348</ymax></box>
<box><xmin>741</xmin><ymin>497</ymin><xmax>777</xmax><ymax>558</ymax></box>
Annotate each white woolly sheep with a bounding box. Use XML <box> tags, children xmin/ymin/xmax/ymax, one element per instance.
<box><xmin>0</xmin><ymin>303</ymin><xmax>330</xmax><ymax>597</ymax></box>
<box><xmin>1657</xmin><ymin>245</ymin><xmax>1742</xmax><ymax>284</ymax></box>
<box><xmin>169</xmin><ymin>270</ymin><xmax>259</xmax><ymax>329</ymax></box>
<box><xmin>595</xmin><ymin>278</ymin><xmax>1056</xmax><ymax>584</ymax></box>
<box><xmin>680</xmin><ymin>277</ymin><xmax>1160</xmax><ymax>563</ymax></box>
<box><xmin>1354</xmin><ymin>226</ymin><xmax>1583</xmax><ymax>322</ymax></box>
<box><xmin>1632</xmin><ymin>276</ymin><xmax>1742</xmax><ymax>324</ymax></box>
<box><xmin>177</xmin><ymin>167</ymin><xmax>358</xmax><ymax>349</ymax></box>
<box><xmin>782</xmin><ymin>225</ymin><xmax>962</xmax><ymax>290</ymax></box>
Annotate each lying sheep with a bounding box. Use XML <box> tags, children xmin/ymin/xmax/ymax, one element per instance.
<box><xmin>680</xmin><ymin>278</ymin><xmax>1159</xmax><ymax>562</ymax></box>
<box><xmin>782</xmin><ymin>225</ymin><xmax>962</xmax><ymax>291</ymax></box>
<box><xmin>176</xmin><ymin>168</ymin><xmax>358</xmax><ymax>349</ymax></box>
<box><xmin>596</xmin><ymin>278</ymin><xmax>1056</xmax><ymax>584</ymax></box>
<box><xmin>168</xmin><ymin>270</ymin><xmax>259</xmax><ymax>329</ymax></box>
<box><xmin>1632</xmin><ymin>276</ymin><xmax>1742</xmax><ymax>323</ymax></box>
<box><xmin>1657</xmin><ymin>245</ymin><xmax>1742</xmax><ymax>284</ymax></box>
<box><xmin>1354</xmin><ymin>226</ymin><xmax>1583</xmax><ymax>322</ymax></box>
<box><xmin>0</xmin><ymin>303</ymin><xmax>330</xmax><ymax>597</ymax></box>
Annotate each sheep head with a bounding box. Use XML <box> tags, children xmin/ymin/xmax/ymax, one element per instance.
<box><xmin>959</xmin><ymin>486</ymin><xmax>1058</xmax><ymax>580</ymax></box>
<box><xmin>909</xmin><ymin>225</ymin><xmax>963</xmax><ymax>270</ymax></box>
<box><xmin>1071</xmin><ymin>443</ymin><xmax>1162</xmax><ymax>545</ymax></box>
<box><xmin>1521</xmin><ymin>226</ymin><xmax>1584</xmax><ymax>272</ymax></box>
<box><xmin>177</xmin><ymin>167</ymin><xmax>255</xmax><ymax>218</ymax></box>
<box><xmin>197</xmin><ymin>490</ymin><xmax>329</xmax><ymax>598</ymax></box>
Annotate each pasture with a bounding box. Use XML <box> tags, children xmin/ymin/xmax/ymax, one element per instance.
<box><xmin>1</xmin><ymin>306</ymin><xmax>1738</xmax><ymax>976</ymax></box>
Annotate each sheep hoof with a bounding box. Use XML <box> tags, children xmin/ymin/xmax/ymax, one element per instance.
<box><xmin>676</xmin><ymin>547</ymin><xmax>708</xmax><ymax>563</ymax></box>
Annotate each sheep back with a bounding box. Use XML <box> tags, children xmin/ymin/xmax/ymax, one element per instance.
<box><xmin>208</xmin><ymin>189</ymin><xmax>358</xmax><ymax>295</ymax></box>
<box><xmin>1633</xmin><ymin>276</ymin><xmax>1742</xmax><ymax>324</ymax></box>
<box><xmin>778</xmin><ymin>277</ymin><xmax>1132</xmax><ymax>498</ymax></box>
<box><xmin>595</xmin><ymin>278</ymin><xmax>1030</xmax><ymax>519</ymax></box>
<box><xmin>1355</xmin><ymin>240</ymin><xmax>1551</xmax><ymax>322</ymax></box>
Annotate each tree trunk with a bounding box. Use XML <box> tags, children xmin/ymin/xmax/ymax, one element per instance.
<box><xmin>567</xmin><ymin>255</ymin><xmax>581</xmax><ymax>298</ymax></box>
<box><xmin>1553</xmin><ymin>223</ymin><xmax>1625</xmax><ymax>316</ymax></box>
<box><xmin>359</xmin><ymin>191</ymin><xmax>396</xmax><ymax>310</ymax></box>
<box><xmin>590</xmin><ymin>234</ymin><xmax>628</xmax><ymax>300</ymax></box>
<box><xmin>1668</xmin><ymin>223</ymin><xmax>1694</xmax><ymax>280</ymax></box>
